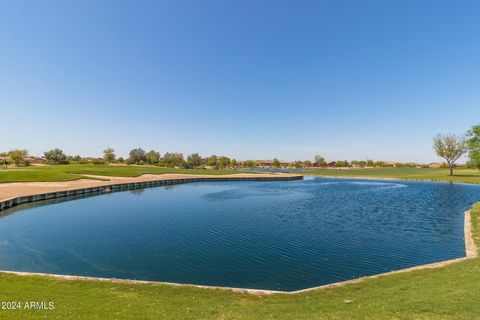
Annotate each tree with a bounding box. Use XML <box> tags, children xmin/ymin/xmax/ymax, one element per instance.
<box><xmin>128</xmin><ymin>148</ymin><xmax>146</xmax><ymax>164</ymax></box>
<box><xmin>206</xmin><ymin>155</ymin><xmax>218</xmax><ymax>167</ymax></box>
<box><xmin>375</xmin><ymin>161</ymin><xmax>385</xmax><ymax>167</ymax></box>
<box><xmin>466</xmin><ymin>124</ymin><xmax>480</xmax><ymax>170</ymax></box>
<box><xmin>162</xmin><ymin>152</ymin><xmax>175</xmax><ymax>167</ymax></box>
<box><xmin>187</xmin><ymin>153</ymin><xmax>202</xmax><ymax>168</ymax></box>
<box><xmin>230</xmin><ymin>159</ymin><xmax>238</xmax><ymax>169</ymax></box>
<box><xmin>8</xmin><ymin>149</ymin><xmax>28</xmax><ymax>166</ymax></box>
<box><xmin>103</xmin><ymin>148</ymin><xmax>116</xmax><ymax>163</ymax></box>
<box><xmin>217</xmin><ymin>156</ymin><xmax>230</xmax><ymax>169</ymax></box>
<box><xmin>291</xmin><ymin>161</ymin><xmax>304</xmax><ymax>168</ymax></box>
<box><xmin>44</xmin><ymin>148</ymin><xmax>67</xmax><ymax>164</ymax></box>
<box><xmin>433</xmin><ymin>134</ymin><xmax>467</xmax><ymax>176</ymax></box>
<box><xmin>162</xmin><ymin>152</ymin><xmax>184</xmax><ymax>167</ymax></box>
<box><xmin>146</xmin><ymin>150</ymin><xmax>160</xmax><ymax>165</ymax></box>
<box><xmin>272</xmin><ymin>158</ymin><xmax>281</xmax><ymax>168</ymax></box>
<box><xmin>303</xmin><ymin>160</ymin><xmax>312</xmax><ymax>167</ymax></box>
<box><xmin>173</xmin><ymin>153</ymin><xmax>185</xmax><ymax>167</ymax></box>
<box><xmin>335</xmin><ymin>160</ymin><xmax>350</xmax><ymax>167</ymax></box>
<box><xmin>366</xmin><ymin>159</ymin><xmax>374</xmax><ymax>167</ymax></box>
<box><xmin>243</xmin><ymin>160</ymin><xmax>257</xmax><ymax>168</ymax></box>
<box><xmin>314</xmin><ymin>155</ymin><xmax>326</xmax><ymax>167</ymax></box>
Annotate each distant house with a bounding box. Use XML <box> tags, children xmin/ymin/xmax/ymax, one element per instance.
<box><xmin>428</xmin><ymin>163</ymin><xmax>442</xmax><ymax>168</ymax></box>
<box><xmin>326</xmin><ymin>161</ymin><xmax>336</xmax><ymax>167</ymax></box>
<box><xmin>256</xmin><ymin>160</ymin><xmax>273</xmax><ymax>167</ymax></box>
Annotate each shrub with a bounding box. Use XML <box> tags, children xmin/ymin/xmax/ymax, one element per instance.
<box><xmin>92</xmin><ymin>159</ymin><xmax>106</xmax><ymax>165</ymax></box>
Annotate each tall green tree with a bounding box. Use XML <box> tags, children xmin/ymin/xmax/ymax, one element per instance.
<box><xmin>243</xmin><ymin>160</ymin><xmax>257</xmax><ymax>168</ymax></box>
<box><xmin>128</xmin><ymin>148</ymin><xmax>146</xmax><ymax>164</ymax></box>
<box><xmin>146</xmin><ymin>150</ymin><xmax>160</xmax><ymax>165</ymax></box>
<box><xmin>103</xmin><ymin>148</ymin><xmax>116</xmax><ymax>163</ymax></box>
<box><xmin>8</xmin><ymin>149</ymin><xmax>28</xmax><ymax>166</ymax></box>
<box><xmin>206</xmin><ymin>155</ymin><xmax>218</xmax><ymax>167</ymax></box>
<box><xmin>187</xmin><ymin>153</ymin><xmax>202</xmax><ymax>168</ymax></box>
<box><xmin>162</xmin><ymin>152</ymin><xmax>185</xmax><ymax>167</ymax></box>
<box><xmin>217</xmin><ymin>156</ymin><xmax>230</xmax><ymax>169</ymax></box>
<box><xmin>161</xmin><ymin>152</ymin><xmax>174</xmax><ymax>167</ymax></box>
<box><xmin>433</xmin><ymin>134</ymin><xmax>467</xmax><ymax>176</ymax></box>
<box><xmin>230</xmin><ymin>159</ymin><xmax>238</xmax><ymax>169</ymax></box>
<box><xmin>466</xmin><ymin>124</ymin><xmax>480</xmax><ymax>170</ymax></box>
<box><xmin>44</xmin><ymin>148</ymin><xmax>67</xmax><ymax>164</ymax></box>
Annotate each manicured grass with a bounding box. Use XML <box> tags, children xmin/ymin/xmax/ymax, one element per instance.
<box><xmin>299</xmin><ymin>167</ymin><xmax>480</xmax><ymax>184</ymax></box>
<box><xmin>0</xmin><ymin>164</ymin><xmax>248</xmax><ymax>183</ymax></box>
<box><xmin>0</xmin><ymin>204</ymin><xmax>478</xmax><ymax>319</ymax></box>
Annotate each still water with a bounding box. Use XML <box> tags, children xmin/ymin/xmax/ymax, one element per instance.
<box><xmin>0</xmin><ymin>177</ymin><xmax>479</xmax><ymax>291</ymax></box>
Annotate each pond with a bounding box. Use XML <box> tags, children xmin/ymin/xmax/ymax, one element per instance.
<box><xmin>0</xmin><ymin>177</ymin><xmax>479</xmax><ymax>291</ymax></box>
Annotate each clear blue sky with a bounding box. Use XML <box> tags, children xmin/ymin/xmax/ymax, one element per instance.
<box><xmin>1</xmin><ymin>0</ymin><xmax>479</xmax><ymax>162</ymax></box>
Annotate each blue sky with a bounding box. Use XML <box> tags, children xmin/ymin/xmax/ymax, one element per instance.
<box><xmin>1</xmin><ymin>0</ymin><xmax>479</xmax><ymax>162</ymax></box>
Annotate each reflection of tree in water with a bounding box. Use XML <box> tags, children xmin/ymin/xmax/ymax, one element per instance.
<box><xmin>163</xmin><ymin>185</ymin><xmax>176</xmax><ymax>191</ymax></box>
<box><xmin>130</xmin><ymin>189</ymin><xmax>145</xmax><ymax>196</ymax></box>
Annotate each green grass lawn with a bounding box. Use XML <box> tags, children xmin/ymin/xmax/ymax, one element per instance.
<box><xmin>0</xmin><ymin>164</ymin><xmax>248</xmax><ymax>183</ymax></box>
<box><xmin>0</xmin><ymin>204</ymin><xmax>478</xmax><ymax>319</ymax></box>
<box><xmin>299</xmin><ymin>167</ymin><xmax>480</xmax><ymax>184</ymax></box>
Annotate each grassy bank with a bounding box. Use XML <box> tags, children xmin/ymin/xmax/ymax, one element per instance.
<box><xmin>299</xmin><ymin>167</ymin><xmax>480</xmax><ymax>184</ymax></box>
<box><xmin>0</xmin><ymin>205</ymin><xmax>479</xmax><ymax>319</ymax></box>
<box><xmin>0</xmin><ymin>164</ymin><xmax>247</xmax><ymax>183</ymax></box>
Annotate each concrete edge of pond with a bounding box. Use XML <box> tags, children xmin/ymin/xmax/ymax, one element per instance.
<box><xmin>0</xmin><ymin>173</ymin><xmax>303</xmax><ymax>212</ymax></box>
<box><xmin>464</xmin><ymin>210</ymin><xmax>478</xmax><ymax>258</ymax></box>
<box><xmin>0</xmin><ymin>211</ymin><xmax>476</xmax><ymax>295</ymax></box>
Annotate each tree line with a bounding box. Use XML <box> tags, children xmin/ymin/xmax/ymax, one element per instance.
<box><xmin>0</xmin><ymin>148</ymin><xmax>243</xmax><ymax>170</ymax></box>
<box><xmin>2</xmin><ymin>123</ymin><xmax>480</xmax><ymax>173</ymax></box>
